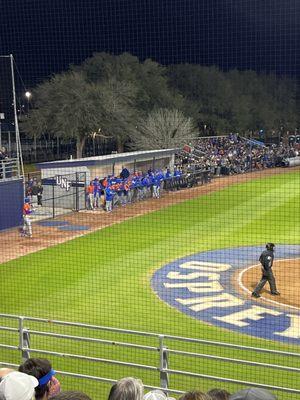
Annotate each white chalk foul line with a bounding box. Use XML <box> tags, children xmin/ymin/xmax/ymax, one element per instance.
<box><xmin>238</xmin><ymin>259</ymin><xmax>300</xmax><ymax>312</ymax></box>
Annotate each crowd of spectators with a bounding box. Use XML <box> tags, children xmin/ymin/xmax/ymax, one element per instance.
<box><xmin>178</xmin><ymin>134</ymin><xmax>299</xmax><ymax>177</ymax></box>
<box><xmin>0</xmin><ymin>363</ymin><xmax>279</xmax><ymax>400</ymax></box>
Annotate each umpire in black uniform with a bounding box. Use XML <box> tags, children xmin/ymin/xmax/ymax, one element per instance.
<box><xmin>252</xmin><ymin>243</ymin><xmax>280</xmax><ymax>298</ymax></box>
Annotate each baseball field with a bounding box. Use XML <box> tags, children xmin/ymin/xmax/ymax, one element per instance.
<box><xmin>0</xmin><ymin>168</ymin><xmax>300</xmax><ymax>399</ymax></box>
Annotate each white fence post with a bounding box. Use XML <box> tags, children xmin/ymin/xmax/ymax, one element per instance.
<box><xmin>18</xmin><ymin>317</ymin><xmax>30</xmax><ymax>362</ymax></box>
<box><xmin>159</xmin><ymin>335</ymin><xmax>169</xmax><ymax>392</ymax></box>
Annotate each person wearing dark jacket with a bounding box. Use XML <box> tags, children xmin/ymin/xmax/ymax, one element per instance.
<box><xmin>252</xmin><ymin>243</ymin><xmax>280</xmax><ymax>298</ymax></box>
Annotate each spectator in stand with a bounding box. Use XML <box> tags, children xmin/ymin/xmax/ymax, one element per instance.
<box><xmin>0</xmin><ymin>370</ymin><xmax>39</xmax><ymax>400</ymax></box>
<box><xmin>19</xmin><ymin>358</ymin><xmax>61</xmax><ymax>400</ymax></box>
<box><xmin>51</xmin><ymin>392</ymin><xmax>92</xmax><ymax>400</ymax></box>
<box><xmin>108</xmin><ymin>377</ymin><xmax>144</xmax><ymax>400</ymax></box>
<box><xmin>179</xmin><ymin>390</ymin><xmax>212</xmax><ymax>400</ymax></box>
<box><xmin>0</xmin><ymin>146</ymin><xmax>8</xmax><ymax>160</ymax></box>
<box><xmin>180</xmin><ymin>134</ymin><xmax>295</xmax><ymax>177</ymax></box>
<box><xmin>207</xmin><ymin>389</ymin><xmax>230</xmax><ymax>400</ymax></box>
<box><xmin>229</xmin><ymin>388</ymin><xmax>276</xmax><ymax>400</ymax></box>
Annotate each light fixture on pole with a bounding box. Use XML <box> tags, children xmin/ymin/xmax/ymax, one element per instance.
<box><xmin>25</xmin><ymin>91</ymin><xmax>32</xmax><ymax>113</ymax></box>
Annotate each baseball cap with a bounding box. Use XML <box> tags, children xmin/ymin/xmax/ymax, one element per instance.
<box><xmin>144</xmin><ymin>390</ymin><xmax>176</xmax><ymax>400</ymax></box>
<box><xmin>0</xmin><ymin>371</ymin><xmax>38</xmax><ymax>400</ymax></box>
<box><xmin>229</xmin><ymin>387</ymin><xmax>277</xmax><ymax>400</ymax></box>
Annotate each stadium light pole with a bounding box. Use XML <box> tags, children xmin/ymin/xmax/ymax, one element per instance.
<box><xmin>0</xmin><ymin>112</ymin><xmax>4</xmax><ymax>149</ymax></box>
<box><xmin>10</xmin><ymin>54</ymin><xmax>25</xmax><ymax>189</ymax></box>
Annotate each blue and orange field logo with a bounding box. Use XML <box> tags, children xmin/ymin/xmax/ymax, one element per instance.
<box><xmin>152</xmin><ymin>245</ymin><xmax>300</xmax><ymax>344</ymax></box>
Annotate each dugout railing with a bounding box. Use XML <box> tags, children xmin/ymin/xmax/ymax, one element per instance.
<box><xmin>0</xmin><ymin>314</ymin><xmax>300</xmax><ymax>398</ymax></box>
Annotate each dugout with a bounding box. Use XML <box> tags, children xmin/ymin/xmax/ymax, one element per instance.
<box><xmin>37</xmin><ymin>149</ymin><xmax>177</xmax><ymax>181</ymax></box>
<box><xmin>36</xmin><ymin>149</ymin><xmax>177</xmax><ymax>211</ymax></box>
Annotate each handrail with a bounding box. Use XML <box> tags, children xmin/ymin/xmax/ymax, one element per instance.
<box><xmin>1</xmin><ymin>313</ymin><xmax>300</xmax><ymax>396</ymax></box>
<box><xmin>1</xmin><ymin>312</ymin><xmax>298</xmax><ymax>358</ymax></box>
<box><xmin>0</xmin><ymin>157</ymin><xmax>22</xmax><ymax>180</ymax></box>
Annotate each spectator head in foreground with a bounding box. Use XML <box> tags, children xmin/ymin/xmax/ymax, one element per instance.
<box><xmin>207</xmin><ymin>389</ymin><xmax>230</xmax><ymax>400</ymax></box>
<box><xmin>19</xmin><ymin>358</ymin><xmax>60</xmax><ymax>399</ymax></box>
<box><xmin>108</xmin><ymin>377</ymin><xmax>144</xmax><ymax>400</ymax></box>
<box><xmin>229</xmin><ymin>388</ymin><xmax>277</xmax><ymax>400</ymax></box>
<box><xmin>0</xmin><ymin>370</ymin><xmax>38</xmax><ymax>400</ymax></box>
<box><xmin>179</xmin><ymin>391</ymin><xmax>212</xmax><ymax>400</ymax></box>
<box><xmin>51</xmin><ymin>391</ymin><xmax>92</xmax><ymax>400</ymax></box>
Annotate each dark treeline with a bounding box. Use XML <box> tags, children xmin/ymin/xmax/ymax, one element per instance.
<box><xmin>21</xmin><ymin>52</ymin><xmax>299</xmax><ymax>159</ymax></box>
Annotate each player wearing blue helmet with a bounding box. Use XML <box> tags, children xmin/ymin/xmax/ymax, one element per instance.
<box><xmin>21</xmin><ymin>197</ymin><xmax>33</xmax><ymax>237</ymax></box>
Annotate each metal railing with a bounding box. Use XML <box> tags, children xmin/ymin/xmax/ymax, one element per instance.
<box><xmin>1</xmin><ymin>313</ymin><xmax>300</xmax><ymax>396</ymax></box>
<box><xmin>0</xmin><ymin>157</ymin><xmax>21</xmax><ymax>180</ymax></box>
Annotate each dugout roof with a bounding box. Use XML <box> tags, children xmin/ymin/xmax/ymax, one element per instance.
<box><xmin>37</xmin><ymin>149</ymin><xmax>178</xmax><ymax>170</ymax></box>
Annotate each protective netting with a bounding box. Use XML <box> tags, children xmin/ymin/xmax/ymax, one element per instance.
<box><xmin>0</xmin><ymin>1</ymin><xmax>299</xmax><ymax>400</ymax></box>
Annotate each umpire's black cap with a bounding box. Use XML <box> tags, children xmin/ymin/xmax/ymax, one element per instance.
<box><xmin>266</xmin><ymin>243</ymin><xmax>275</xmax><ymax>250</ymax></box>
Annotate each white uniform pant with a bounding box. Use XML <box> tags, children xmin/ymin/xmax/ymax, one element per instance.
<box><xmin>23</xmin><ymin>215</ymin><xmax>32</xmax><ymax>236</ymax></box>
<box><xmin>88</xmin><ymin>193</ymin><xmax>94</xmax><ymax>209</ymax></box>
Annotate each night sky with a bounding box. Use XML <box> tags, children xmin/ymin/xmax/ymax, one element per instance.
<box><xmin>0</xmin><ymin>0</ymin><xmax>299</xmax><ymax>88</ymax></box>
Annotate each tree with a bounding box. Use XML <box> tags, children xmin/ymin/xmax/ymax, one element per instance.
<box><xmin>22</xmin><ymin>71</ymin><xmax>107</xmax><ymax>158</ymax></box>
<box><xmin>95</xmin><ymin>77</ymin><xmax>139</xmax><ymax>153</ymax></box>
<box><xmin>131</xmin><ymin>108</ymin><xmax>197</xmax><ymax>150</ymax></box>
<box><xmin>167</xmin><ymin>64</ymin><xmax>234</xmax><ymax>134</ymax></box>
<box><xmin>79</xmin><ymin>52</ymin><xmax>183</xmax><ymax>115</ymax></box>
<box><xmin>21</xmin><ymin>70</ymin><xmax>138</xmax><ymax>158</ymax></box>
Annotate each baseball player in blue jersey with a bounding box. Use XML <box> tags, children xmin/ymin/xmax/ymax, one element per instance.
<box><xmin>105</xmin><ymin>186</ymin><xmax>115</xmax><ymax>212</ymax></box>
<box><xmin>93</xmin><ymin>177</ymin><xmax>102</xmax><ymax>208</ymax></box>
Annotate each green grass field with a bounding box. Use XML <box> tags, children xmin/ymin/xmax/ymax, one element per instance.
<box><xmin>0</xmin><ymin>170</ymin><xmax>299</xmax><ymax>399</ymax></box>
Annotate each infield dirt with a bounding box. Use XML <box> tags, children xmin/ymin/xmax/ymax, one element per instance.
<box><xmin>242</xmin><ymin>259</ymin><xmax>300</xmax><ymax>309</ymax></box>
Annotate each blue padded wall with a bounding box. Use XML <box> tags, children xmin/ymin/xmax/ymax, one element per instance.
<box><xmin>0</xmin><ymin>179</ymin><xmax>23</xmax><ymax>231</ymax></box>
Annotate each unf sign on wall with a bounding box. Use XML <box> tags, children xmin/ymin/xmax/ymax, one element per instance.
<box><xmin>55</xmin><ymin>175</ymin><xmax>72</xmax><ymax>191</ymax></box>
